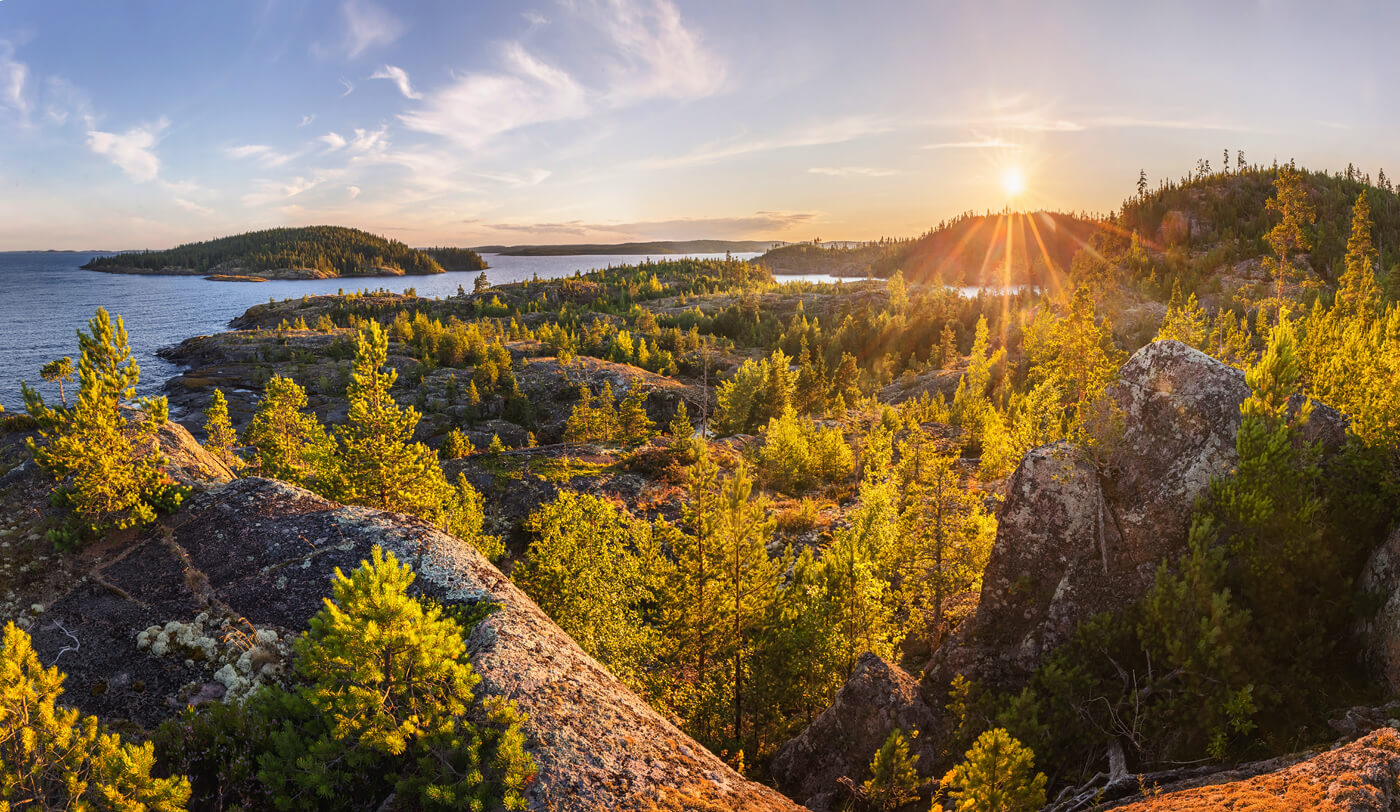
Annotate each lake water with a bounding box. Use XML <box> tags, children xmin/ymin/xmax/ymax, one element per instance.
<box><xmin>0</xmin><ymin>251</ymin><xmax>771</xmax><ymax>409</ymax></box>
<box><xmin>0</xmin><ymin>251</ymin><xmax>1024</xmax><ymax>410</ymax></box>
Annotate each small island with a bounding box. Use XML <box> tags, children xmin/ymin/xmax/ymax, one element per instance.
<box><xmin>82</xmin><ymin>226</ymin><xmax>486</xmax><ymax>281</ymax></box>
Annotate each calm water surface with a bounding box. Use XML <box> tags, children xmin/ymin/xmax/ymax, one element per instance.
<box><xmin>0</xmin><ymin>251</ymin><xmax>773</xmax><ymax>409</ymax></box>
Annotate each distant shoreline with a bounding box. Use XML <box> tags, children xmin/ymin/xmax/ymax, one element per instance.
<box><xmin>476</xmin><ymin>239</ymin><xmax>782</xmax><ymax>256</ymax></box>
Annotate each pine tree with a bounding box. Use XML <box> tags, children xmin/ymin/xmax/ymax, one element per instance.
<box><xmin>442</xmin><ymin>428</ymin><xmax>474</xmax><ymax>459</ymax></box>
<box><xmin>203</xmin><ymin>389</ymin><xmax>244</xmax><ymax>471</ymax></box>
<box><xmin>863</xmin><ymin>728</ymin><xmax>922</xmax><ymax>812</ymax></box>
<box><xmin>1031</xmin><ymin>287</ymin><xmax>1123</xmax><ymax>430</ymax></box>
<box><xmin>260</xmin><ymin>548</ymin><xmax>535</xmax><ymax>809</ymax></box>
<box><xmin>1338</xmin><ymin>190</ymin><xmax>1381</xmax><ymax>314</ymax></box>
<box><xmin>1262</xmin><ymin>163</ymin><xmax>1317</xmax><ymax>320</ymax></box>
<box><xmin>242</xmin><ymin>374</ymin><xmax>336</xmax><ymax>487</ymax></box>
<box><xmin>0</xmin><ymin>622</ymin><xmax>191</xmax><ymax>810</ymax></box>
<box><xmin>332</xmin><ymin>322</ymin><xmax>448</xmax><ymax>516</ymax></box>
<box><xmin>25</xmin><ymin>308</ymin><xmax>179</xmax><ymax>544</ymax></box>
<box><xmin>940</xmin><ymin>728</ymin><xmax>1046</xmax><ymax>812</ymax></box>
<box><xmin>1156</xmin><ymin>281</ymin><xmax>1209</xmax><ymax>349</ymax></box>
<box><xmin>937</xmin><ymin>321</ymin><xmax>958</xmax><ymax>369</ymax></box>
<box><xmin>39</xmin><ymin>356</ymin><xmax>73</xmax><ymax>406</ymax></box>
<box><xmin>617</xmin><ymin>382</ymin><xmax>655</xmax><ymax>445</ymax></box>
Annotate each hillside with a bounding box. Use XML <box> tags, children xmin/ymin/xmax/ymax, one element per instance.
<box><xmin>83</xmin><ymin>225</ymin><xmax>444</xmax><ymax>279</ymax></box>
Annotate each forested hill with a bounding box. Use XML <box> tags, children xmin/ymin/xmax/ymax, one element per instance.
<box><xmin>752</xmin><ymin>212</ymin><xmax>1102</xmax><ymax>286</ymax></box>
<box><xmin>474</xmin><ymin>239</ymin><xmax>781</xmax><ymax>256</ymax></box>
<box><xmin>83</xmin><ymin>226</ymin><xmax>444</xmax><ymax>277</ymax></box>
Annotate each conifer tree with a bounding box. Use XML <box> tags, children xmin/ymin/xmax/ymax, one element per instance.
<box><xmin>937</xmin><ymin>321</ymin><xmax>959</xmax><ymax>369</ymax></box>
<box><xmin>940</xmin><ymin>728</ymin><xmax>1046</xmax><ymax>812</ymax></box>
<box><xmin>1262</xmin><ymin>164</ymin><xmax>1317</xmax><ymax>320</ymax></box>
<box><xmin>714</xmin><ymin>463</ymin><xmax>782</xmax><ymax>748</ymax></box>
<box><xmin>202</xmin><ymin>388</ymin><xmax>244</xmax><ymax>471</ymax></box>
<box><xmin>260</xmin><ymin>548</ymin><xmax>534</xmax><ymax>808</ymax></box>
<box><xmin>950</xmin><ymin>316</ymin><xmax>995</xmax><ymax>446</ymax></box>
<box><xmin>1156</xmin><ymin>281</ymin><xmax>1209</xmax><ymax>349</ymax></box>
<box><xmin>863</xmin><ymin>728</ymin><xmax>922</xmax><ymax>812</ymax></box>
<box><xmin>25</xmin><ymin>308</ymin><xmax>179</xmax><ymax>543</ymax></box>
<box><xmin>1338</xmin><ymin>190</ymin><xmax>1381</xmax><ymax>314</ymax></box>
<box><xmin>0</xmin><ymin>622</ymin><xmax>191</xmax><ymax>810</ymax></box>
<box><xmin>442</xmin><ymin>428</ymin><xmax>474</xmax><ymax>459</ymax></box>
<box><xmin>242</xmin><ymin>374</ymin><xmax>336</xmax><ymax>487</ymax></box>
<box><xmin>617</xmin><ymin>382</ymin><xmax>655</xmax><ymax>445</ymax></box>
<box><xmin>1031</xmin><ymin>287</ymin><xmax>1123</xmax><ymax>429</ymax></box>
<box><xmin>39</xmin><ymin>356</ymin><xmax>73</xmax><ymax>406</ymax></box>
<box><xmin>332</xmin><ymin>322</ymin><xmax>447</xmax><ymax>516</ymax></box>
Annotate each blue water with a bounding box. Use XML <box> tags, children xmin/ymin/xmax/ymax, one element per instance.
<box><xmin>0</xmin><ymin>251</ymin><xmax>775</xmax><ymax>410</ymax></box>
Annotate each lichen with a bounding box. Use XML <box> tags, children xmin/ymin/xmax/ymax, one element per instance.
<box><xmin>136</xmin><ymin>610</ymin><xmax>294</xmax><ymax>703</ymax></box>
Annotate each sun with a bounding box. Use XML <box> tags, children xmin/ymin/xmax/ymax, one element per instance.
<box><xmin>1001</xmin><ymin>166</ymin><xmax>1026</xmax><ymax>198</ymax></box>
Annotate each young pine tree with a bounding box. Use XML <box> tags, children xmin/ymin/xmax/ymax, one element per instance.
<box><xmin>617</xmin><ymin>382</ymin><xmax>655</xmax><ymax>446</ymax></box>
<box><xmin>25</xmin><ymin>308</ymin><xmax>178</xmax><ymax>544</ymax></box>
<box><xmin>0</xmin><ymin>622</ymin><xmax>191</xmax><ymax>810</ymax></box>
<box><xmin>1338</xmin><ymin>189</ymin><xmax>1381</xmax><ymax>315</ymax></box>
<box><xmin>260</xmin><ymin>548</ymin><xmax>535</xmax><ymax>808</ymax></box>
<box><xmin>940</xmin><ymin>728</ymin><xmax>1046</xmax><ymax>812</ymax></box>
<box><xmin>1262</xmin><ymin>163</ymin><xmax>1317</xmax><ymax>320</ymax></box>
<box><xmin>1156</xmin><ymin>280</ymin><xmax>1209</xmax><ymax>349</ymax></box>
<box><xmin>242</xmin><ymin>374</ymin><xmax>336</xmax><ymax>487</ymax></box>
<box><xmin>202</xmin><ymin>388</ymin><xmax>244</xmax><ymax>472</ymax></box>
<box><xmin>863</xmin><ymin>728</ymin><xmax>922</xmax><ymax>812</ymax></box>
<box><xmin>40</xmin><ymin>356</ymin><xmax>73</xmax><ymax>406</ymax></box>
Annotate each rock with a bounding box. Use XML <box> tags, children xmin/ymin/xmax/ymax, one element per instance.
<box><xmin>29</xmin><ymin>477</ymin><xmax>798</xmax><ymax>812</ymax></box>
<box><xmin>1359</xmin><ymin>527</ymin><xmax>1400</xmax><ymax>693</ymax></box>
<box><xmin>145</xmin><ymin>416</ymin><xmax>237</xmax><ymax>488</ymax></box>
<box><xmin>1107</xmin><ymin>727</ymin><xmax>1400</xmax><ymax>811</ymax></box>
<box><xmin>925</xmin><ymin>340</ymin><xmax>1348</xmax><ymax>691</ymax></box>
<box><xmin>771</xmin><ymin>653</ymin><xmax>940</xmax><ymax>811</ymax></box>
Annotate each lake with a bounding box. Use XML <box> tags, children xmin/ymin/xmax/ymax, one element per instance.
<box><xmin>1</xmin><ymin>251</ymin><xmax>772</xmax><ymax>409</ymax></box>
<box><xmin>0</xmin><ymin>251</ymin><xmax>1024</xmax><ymax>410</ymax></box>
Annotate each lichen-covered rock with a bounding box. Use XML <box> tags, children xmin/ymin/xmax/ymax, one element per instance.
<box><xmin>1109</xmin><ymin>727</ymin><xmax>1400</xmax><ymax>811</ymax></box>
<box><xmin>771</xmin><ymin>653</ymin><xmax>940</xmax><ymax>811</ymax></box>
<box><xmin>28</xmin><ymin>476</ymin><xmax>798</xmax><ymax>812</ymax></box>
<box><xmin>926</xmin><ymin>340</ymin><xmax>1347</xmax><ymax>692</ymax></box>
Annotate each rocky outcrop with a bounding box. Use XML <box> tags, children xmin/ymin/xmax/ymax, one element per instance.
<box><xmin>1360</xmin><ymin>528</ymin><xmax>1400</xmax><ymax>694</ymax></box>
<box><xmin>1107</xmin><ymin>727</ymin><xmax>1400</xmax><ymax>811</ymax></box>
<box><xmin>771</xmin><ymin>653</ymin><xmax>940</xmax><ymax>811</ymax></box>
<box><xmin>926</xmin><ymin>340</ymin><xmax>1347</xmax><ymax>690</ymax></box>
<box><xmin>27</xmin><ymin>476</ymin><xmax>798</xmax><ymax>812</ymax></box>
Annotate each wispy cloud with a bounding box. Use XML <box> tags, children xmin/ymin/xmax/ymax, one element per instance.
<box><xmin>340</xmin><ymin>78</ymin><xmax>355</xmax><ymax>97</ymax></box>
<box><xmin>240</xmin><ymin>169</ymin><xmax>344</xmax><ymax>207</ymax></box>
<box><xmin>86</xmin><ymin>117</ymin><xmax>169</xmax><ymax>182</ymax></box>
<box><xmin>347</xmin><ymin>185</ymin><xmax>361</xmax><ymax>199</ymax></box>
<box><xmin>808</xmin><ymin>166</ymin><xmax>897</xmax><ymax>177</ymax></box>
<box><xmin>339</xmin><ymin>0</ymin><xmax>404</xmax><ymax>58</ymax></box>
<box><xmin>923</xmin><ymin>136</ymin><xmax>1022</xmax><ymax>150</ymax></box>
<box><xmin>0</xmin><ymin>42</ymin><xmax>30</xmax><ymax>123</ymax></box>
<box><xmin>401</xmin><ymin>0</ymin><xmax>721</xmax><ymax>149</ymax></box>
<box><xmin>483</xmin><ymin>210</ymin><xmax>815</xmax><ymax>240</ymax></box>
<box><xmin>318</xmin><ymin>131</ymin><xmax>348</xmax><ymax>151</ymax></box>
<box><xmin>370</xmin><ymin>64</ymin><xmax>421</xmax><ymax>99</ymax></box>
<box><xmin>298</xmin><ymin>114</ymin><xmax>316</xmax><ymax>128</ymax></box>
<box><xmin>226</xmin><ymin>143</ymin><xmax>304</xmax><ymax>168</ymax></box>
<box><xmin>639</xmin><ymin>116</ymin><xmax>890</xmax><ymax>170</ymax></box>
<box><xmin>174</xmin><ymin>197</ymin><xmax>214</xmax><ymax>216</ymax></box>
<box><xmin>592</xmin><ymin>0</ymin><xmax>725</xmax><ymax>105</ymax></box>
<box><xmin>400</xmin><ymin>43</ymin><xmax>587</xmax><ymax>148</ymax></box>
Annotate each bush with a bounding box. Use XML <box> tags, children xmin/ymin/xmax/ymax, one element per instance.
<box><xmin>1</xmin><ymin>622</ymin><xmax>191</xmax><ymax>810</ymax></box>
<box><xmin>940</xmin><ymin>728</ymin><xmax>1046</xmax><ymax>812</ymax></box>
<box><xmin>754</xmin><ymin>407</ymin><xmax>853</xmax><ymax>494</ymax></box>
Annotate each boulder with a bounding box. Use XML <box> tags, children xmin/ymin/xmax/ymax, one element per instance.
<box><xmin>771</xmin><ymin>653</ymin><xmax>941</xmax><ymax>811</ymax></box>
<box><xmin>926</xmin><ymin>340</ymin><xmax>1347</xmax><ymax>690</ymax></box>
<box><xmin>29</xmin><ymin>476</ymin><xmax>799</xmax><ymax>812</ymax></box>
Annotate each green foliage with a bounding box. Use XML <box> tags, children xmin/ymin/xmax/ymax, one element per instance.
<box><xmin>1261</xmin><ymin>163</ymin><xmax>1320</xmax><ymax>315</ymax></box>
<box><xmin>753</xmin><ymin>407</ymin><xmax>853</xmax><ymax>494</ymax></box>
<box><xmin>442</xmin><ymin>428</ymin><xmax>474</xmax><ymax>459</ymax></box>
<box><xmin>85</xmin><ymin>226</ymin><xmax>443</xmax><ymax>276</ymax></box>
<box><xmin>714</xmin><ymin>349</ymin><xmax>796</xmax><ymax>434</ymax></box>
<box><xmin>940</xmin><ymin>728</ymin><xmax>1046</xmax><ymax>812</ymax></box>
<box><xmin>1338</xmin><ymin>190</ymin><xmax>1381</xmax><ymax>314</ymax></box>
<box><xmin>25</xmin><ymin>307</ymin><xmax>183</xmax><ymax>545</ymax></box>
<box><xmin>39</xmin><ymin>356</ymin><xmax>73</xmax><ymax>406</ymax></box>
<box><xmin>949</xmin><ymin>316</ymin><xmax>996</xmax><ymax>447</ymax></box>
<box><xmin>617</xmin><ymin>382</ymin><xmax>656</xmax><ymax>445</ymax></box>
<box><xmin>1155</xmin><ymin>280</ymin><xmax>1209</xmax><ymax>349</ymax></box>
<box><xmin>242</xmin><ymin>374</ymin><xmax>337</xmax><ymax>487</ymax></box>
<box><xmin>978</xmin><ymin>381</ymin><xmax>1065</xmax><ymax>480</ymax></box>
<box><xmin>514</xmin><ymin>492</ymin><xmax>664</xmax><ymax>692</ymax></box>
<box><xmin>862</xmin><ymin>728</ymin><xmax>922</xmax><ymax>812</ymax></box>
<box><xmin>0</xmin><ymin>622</ymin><xmax>191</xmax><ymax>811</ymax></box>
<box><xmin>1027</xmin><ymin>286</ymin><xmax>1124</xmax><ymax>430</ymax></box>
<box><xmin>203</xmin><ymin>389</ymin><xmax>244</xmax><ymax>472</ymax></box>
<box><xmin>562</xmin><ymin>382</ymin><xmax>620</xmax><ymax>445</ymax></box>
<box><xmin>423</xmin><ymin>246</ymin><xmax>488</xmax><ymax>271</ymax></box>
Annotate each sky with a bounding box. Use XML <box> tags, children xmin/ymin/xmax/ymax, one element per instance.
<box><xmin>1</xmin><ymin>0</ymin><xmax>1398</xmax><ymax>250</ymax></box>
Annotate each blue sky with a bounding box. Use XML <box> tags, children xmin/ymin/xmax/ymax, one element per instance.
<box><xmin>1</xmin><ymin>0</ymin><xmax>1397</xmax><ymax>249</ymax></box>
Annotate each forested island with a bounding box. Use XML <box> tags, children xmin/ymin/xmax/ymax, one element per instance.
<box><xmin>8</xmin><ymin>160</ymin><xmax>1400</xmax><ymax>810</ymax></box>
<box><xmin>82</xmin><ymin>226</ymin><xmax>457</xmax><ymax>280</ymax></box>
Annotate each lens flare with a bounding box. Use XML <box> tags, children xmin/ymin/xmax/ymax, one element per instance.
<box><xmin>1001</xmin><ymin>166</ymin><xmax>1026</xmax><ymax>198</ymax></box>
